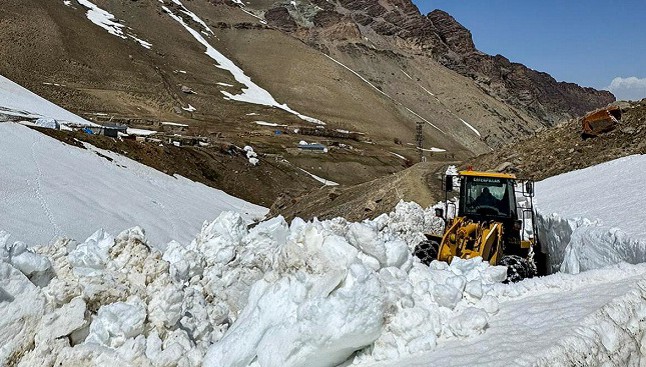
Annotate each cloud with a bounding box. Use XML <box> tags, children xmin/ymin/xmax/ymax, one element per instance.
<box><xmin>606</xmin><ymin>76</ymin><xmax>646</xmax><ymax>101</ymax></box>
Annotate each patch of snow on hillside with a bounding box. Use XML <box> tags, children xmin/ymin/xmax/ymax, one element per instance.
<box><xmin>161</xmin><ymin>6</ymin><xmax>322</xmax><ymax>125</ymax></box>
<box><xmin>126</xmin><ymin>128</ymin><xmax>157</xmax><ymax>136</ymax></box>
<box><xmin>458</xmin><ymin>117</ymin><xmax>481</xmax><ymax>137</ymax></box>
<box><xmin>182</xmin><ymin>104</ymin><xmax>196</xmax><ymax>112</ymax></box>
<box><xmin>130</xmin><ymin>35</ymin><xmax>152</xmax><ymax>49</ymax></box>
<box><xmin>75</xmin><ymin>0</ymin><xmax>126</xmax><ymax>38</ymax></box>
<box><xmin>400</xmin><ymin>69</ymin><xmax>413</xmax><ymax>80</ymax></box>
<box><xmin>243</xmin><ymin>145</ymin><xmax>259</xmax><ymax>165</ymax></box>
<box><xmin>0</xmin><ymin>123</ymin><xmax>267</xmax><ymax>246</ymax></box>
<box><xmin>325</xmin><ymin>54</ymin><xmax>390</xmax><ymax>99</ymax></box>
<box><xmin>418</xmin><ymin>147</ymin><xmax>447</xmax><ymax>153</ymax></box>
<box><xmin>253</xmin><ymin>121</ymin><xmax>286</xmax><ymax>127</ymax></box>
<box><xmin>170</xmin><ymin>0</ymin><xmax>214</xmax><ymax>34</ymax></box>
<box><xmin>535</xmin><ymin>155</ymin><xmax>646</xmax><ymax>274</ymax></box>
<box><xmin>390</xmin><ymin>152</ymin><xmax>407</xmax><ymax>160</ymax></box>
<box><xmin>74</xmin><ymin>0</ymin><xmax>152</xmax><ymax>49</ymax></box>
<box><xmin>238</xmin><ymin>8</ymin><xmax>268</xmax><ymax>24</ymax></box>
<box><xmin>299</xmin><ymin>168</ymin><xmax>339</xmax><ymax>186</ymax></box>
<box><xmin>405</xmin><ymin>107</ymin><xmax>445</xmax><ymax>134</ymax></box>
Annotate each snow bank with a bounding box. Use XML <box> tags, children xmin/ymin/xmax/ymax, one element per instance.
<box><xmin>1</xmin><ymin>202</ymin><xmax>505</xmax><ymax>366</ymax></box>
<box><xmin>4</xmin><ymin>198</ymin><xmax>646</xmax><ymax>366</ymax></box>
<box><xmin>535</xmin><ymin>155</ymin><xmax>646</xmax><ymax>273</ymax></box>
<box><xmin>0</xmin><ymin>123</ymin><xmax>267</xmax><ymax>245</ymax></box>
<box><xmin>363</xmin><ymin>262</ymin><xmax>646</xmax><ymax>367</ymax></box>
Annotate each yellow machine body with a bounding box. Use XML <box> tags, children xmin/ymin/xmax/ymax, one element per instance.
<box><xmin>434</xmin><ymin>170</ymin><xmax>536</xmax><ymax>268</ymax></box>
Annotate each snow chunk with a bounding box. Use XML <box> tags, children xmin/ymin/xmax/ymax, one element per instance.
<box><xmin>448</xmin><ymin>307</ymin><xmax>489</xmax><ymax>337</ymax></box>
<box><xmin>86</xmin><ymin>296</ymin><xmax>147</xmax><ymax>348</ymax></box>
<box><xmin>35</xmin><ymin>297</ymin><xmax>87</xmax><ymax>343</ymax></box>
<box><xmin>68</xmin><ymin>229</ymin><xmax>114</xmax><ymax>276</ymax></box>
<box><xmin>243</xmin><ymin>145</ymin><xmax>259</xmax><ymax>165</ymax></box>
<box><xmin>0</xmin><ymin>231</ymin><xmax>52</xmax><ymax>281</ymax></box>
<box><xmin>0</xmin><ymin>261</ymin><xmax>46</xmax><ymax>364</ymax></box>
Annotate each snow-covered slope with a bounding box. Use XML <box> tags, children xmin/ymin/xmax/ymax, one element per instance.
<box><xmin>0</xmin><ymin>74</ymin><xmax>93</xmax><ymax>125</ymax></box>
<box><xmin>535</xmin><ymin>155</ymin><xmax>646</xmax><ymax>273</ymax></box>
<box><xmin>0</xmin><ymin>123</ymin><xmax>267</xmax><ymax>245</ymax></box>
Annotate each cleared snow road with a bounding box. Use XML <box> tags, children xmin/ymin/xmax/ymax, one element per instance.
<box><xmin>362</xmin><ymin>263</ymin><xmax>646</xmax><ymax>366</ymax></box>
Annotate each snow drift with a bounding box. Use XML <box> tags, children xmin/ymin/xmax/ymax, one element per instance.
<box><xmin>535</xmin><ymin>154</ymin><xmax>646</xmax><ymax>273</ymax></box>
<box><xmin>4</xmin><ymin>199</ymin><xmax>646</xmax><ymax>367</ymax></box>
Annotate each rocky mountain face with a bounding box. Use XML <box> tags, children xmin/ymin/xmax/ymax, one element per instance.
<box><xmin>259</xmin><ymin>1</ymin><xmax>615</xmax><ymax>125</ymax></box>
<box><xmin>426</xmin><ymin>10</ymin><xmax>614</xmax><ymax>123</ymax></box>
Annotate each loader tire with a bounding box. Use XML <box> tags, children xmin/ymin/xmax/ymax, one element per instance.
<box><xmin>414</xmin><ymin>239</ymin><xmax>439</xmax><ymax>265</ymax></box>
<box><xmin>500</xmin><ymin>255</ymin><xmax>532</xmax><ymax>283</ymax></box>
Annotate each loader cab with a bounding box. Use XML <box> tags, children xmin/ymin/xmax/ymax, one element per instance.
<box><xmin>455</xmin><ymin>172</ymin><xmax>518</xmax><ymax>221</ymax></box>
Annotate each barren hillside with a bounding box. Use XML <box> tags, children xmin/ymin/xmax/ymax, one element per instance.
<box><xmin>0</xmin><ymin>0</ymin><xmax>616</xmax><ymax>208</ymax></box>
<box><xmin>469</xmin><ymin>100</ymin><xmax>646</xmax><ymax>180</ymax></box>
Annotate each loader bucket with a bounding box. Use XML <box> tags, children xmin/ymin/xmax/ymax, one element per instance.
<box><xmin>581</xmin><ymin>106</ymin><xmax>621</xmax><ymax>138</ymax></box>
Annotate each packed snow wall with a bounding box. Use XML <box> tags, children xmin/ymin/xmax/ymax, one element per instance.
<box><xmin>535</xmin><ymin>155</ymin><xmax>646</xmax><ymax>274</ymax></box>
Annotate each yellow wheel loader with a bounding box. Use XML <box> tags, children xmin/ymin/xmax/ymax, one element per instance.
<box><xmin>414</xmin><ymin>169</ymin><xmax>546</xmax><ymax>281</ymax></box>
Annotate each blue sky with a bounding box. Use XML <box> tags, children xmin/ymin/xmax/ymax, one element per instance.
<box><xmin>412</xmin><ymin>0</ymin><xmax>646</xmax><ymax>100</ymax></box>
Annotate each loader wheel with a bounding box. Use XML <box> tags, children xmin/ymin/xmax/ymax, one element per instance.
<box><xmin>414</xmin><ymin>239</ymin><xmax>439</xmax><ymax>265</ymax></box>
<box><xmin>499</xmin><ymin>255</ymin><xmax>533</xmax><ymax>283</ymax></box>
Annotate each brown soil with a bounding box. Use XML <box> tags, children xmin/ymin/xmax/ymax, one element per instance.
<box><xmin>269</xmin><ymin>161</ymin><xmax>455</xmax><ymax>222</ymax></box>
<box><xmin>467</xmin><ymin>100</ymin><xmax>646</xmax><ymax>181</ymax></box>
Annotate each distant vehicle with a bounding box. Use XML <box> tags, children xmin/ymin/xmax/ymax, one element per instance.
<box><xmin>414</xmin><ymin>169</ymin><xmax>546</xmax><ymax>281</ymax></box>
